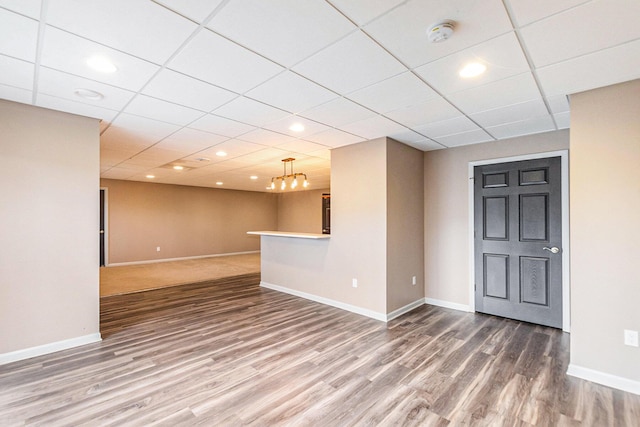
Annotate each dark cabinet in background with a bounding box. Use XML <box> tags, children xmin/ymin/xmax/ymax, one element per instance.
<box><xmin>322</xmin><ymin>193</ymin><xmax>330</xmax><ymax>234</ymax></box>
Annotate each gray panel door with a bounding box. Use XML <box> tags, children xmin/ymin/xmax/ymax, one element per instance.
<box><xmin>474</xmin><ymin>157</ymin><xmax>562</xmax><ymax>328</ymax></box>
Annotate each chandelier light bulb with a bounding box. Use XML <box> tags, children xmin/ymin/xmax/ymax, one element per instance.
<box><xmin>281</xmin><ymin>180</ymin><xmax>286</xmax><ymax>190</ymax></box>
<box><xmin>270</xmin><ymin>180</ymin><xmax>275</xmax><ymax>190</ymax></box>
<box><xmin>292</xmin><ymin>177</ymin><xmax>298</xmax><ymax>189</ymax></box>
<box><xmin>303</xmin><ymin>178</ymin><xmax>309</xmax><ymax>188</ymax></box>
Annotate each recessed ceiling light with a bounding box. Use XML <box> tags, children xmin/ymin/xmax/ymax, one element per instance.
<box><xmin>216</xmin><ymin>181</ymin><xmax>223</xmax><ymax>185</ymax></box>
<box><xmin>289</xmin><ymin>123</ymin><xmax>305</xmax><ymax>132</ymax></box>
<box><xmin>250</xmin><ymin>175</ymin><xmax>258</xmax><ymax>180</ymax></box>
<box><xmin>459</xmin><ymin>62</ymin><xmax>487</xmax><ymax>78</ymax></box>
<box><xmin>216</xmin><ymin>151</ymin><xmax>227</xmax><ymax>157</ymax></box>
<box><xmin>86</xmin><ymin>56</ymin><xmax>117</xmax><ymax>73</ymax></box>
<box><xmin>73</xmin><ymin>88</ymin><xmax>104</xmax><ymax>101</ymax></box>
<box><xmin>173</xmin><ymin>165</ymin><xmax>184</xmax><ymax>170</ymax></box>
<box><xmin>146</xmin><ymin>175</ymin><xmax>155</xmax><ymax>179</ymax></box>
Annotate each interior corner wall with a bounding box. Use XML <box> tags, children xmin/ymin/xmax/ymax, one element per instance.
<box><xmin>569</xmin><ymin>79</ymin><xmax>640</xmax><ymax>386</ymax></box>
<box><xmin>277</xmin><ymin>188</ymin><xmax>328</xmax><ymax>233</ymax></box>
<box><xmin>0</xmin><ymin>100</ymin><xmax>100</xmax><ymax>356</ymax></box>
<box><xmin>423</xmin><ymin>130</ymin><xmax>570</xmax><ymax>308</ymax></box>
<box><xmin>100</xmin><ymin>179</ymin><xmax>278</xmax><ymax>264</ymax></box>
<box><xmin>386</xmin><ymin>138</ymin><xmax>425</xmax><ymax>312</ymax></box>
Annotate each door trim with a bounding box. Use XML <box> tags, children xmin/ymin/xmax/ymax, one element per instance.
<box><xmin>468</xmin><ymin>150</ymin><xmax>570</xmax><ymax>332</ymax></box>
<box><xmin>100</xmin><ymin>187</ymin><xmax>109</xmax><ymax>267</ymax></box>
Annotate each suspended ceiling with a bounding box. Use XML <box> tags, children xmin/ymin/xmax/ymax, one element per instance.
<box><xmin>0</xmin><ymin>0</ymin><xmax>638</xmax><ymax>191</ymax></box>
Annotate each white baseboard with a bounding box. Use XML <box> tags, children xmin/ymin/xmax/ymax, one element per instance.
<box><xmin>0</xmin><ymin>333</ymin><xmax>102</xmax><ymax>365</ymax></box>
<box><xmin>567</xmin><ymin>364</ymin><xmax>640</xmax><ymax>396</ymax></box>
<box><xmin>425</xmin><ymin>297</ymin><xmax>471</xmax><ymax>312</ymax></box>
<box><xmin>387</xmin><ymin>299</ymin><xmax>425</xmax><ymax>321</ymax></box>
<box><xmin>107</xmin><ymin>250</ymin><xmax>260</xmax><ymax>267</ymax></box>
<box><xmin>260</xmin><ymin>281</ymin><xmax>387</xmax><ymax>322</ymax></box>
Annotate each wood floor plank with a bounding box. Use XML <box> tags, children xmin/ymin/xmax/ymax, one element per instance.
<box><xmin>1</xmin><ymin>273</ymin><xmax>639</xmax><ymax>426</ymax></box>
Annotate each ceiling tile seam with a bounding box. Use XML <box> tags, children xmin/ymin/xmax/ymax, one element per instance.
<box><xmin>501</xmin><ymin>0</ymin><xmax>558</xmax><ymax>130</ymax></box>
<box><xmin>150</xmin><ymin>0</ymin><xmax>228</xmax><ymax>27</ymax></box>
<box><xmin>30</xmin><ymin>0</ymin><xmax>49</xmax><ymax>105</ymax></box>
<box><xmin>512</xmin><ymin>0</ymin><xmax>593</xmax><ymax>30</ymax></box>
<box><xmin>537</xmin><ymin>37</ymin><xmax>640</xmax><ymax>69</ymax></box>
<box><xmin>326</xmin><ymin>0</ymin><xmax>411</xmax><ymax>28</ymax></box>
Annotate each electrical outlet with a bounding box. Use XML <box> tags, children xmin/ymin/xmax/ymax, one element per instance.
<box><xmin>156</xmin><ymin>246</ymin><xmax>161</xmax><ymax>252</ymax></box>
<box><xmin>412</xmin><ymin>276</ymin><xmax>417</xmax><ymax>285</ymax></box>
<box><xmin>624</xmin><ymin>329</ymin><xmax>639</xmax><ymax>347</ymax></box>
<box><xmin>352</xmin><ymin>278</ymin><xmax>358</xmax><ymax>288</ymax></box>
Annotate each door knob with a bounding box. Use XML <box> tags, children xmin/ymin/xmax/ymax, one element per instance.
<box><xmin>543</xmin><ymin>246</ymin><xmax>560</xmax><ymax>254</ymax></box>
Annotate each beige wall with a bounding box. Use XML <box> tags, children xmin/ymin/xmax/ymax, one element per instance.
<box><xmin>101</xmin><ymin>179</ymin><xmax>278</xmax><ymax>264</ymax></box>
<box><xmin>569</xmin><ymin>80</ymin><xmax>640</xmax><ymax>384</ymax></box>
<box><xmin>387</xmin><ymin>140</ymin><xmax>424</xmax><ymax>312</ymax></box>
<box><xmin>276</xmin><ymin>188</ymin><xmax>328</xmax><ymax>234</ymax></box>
<box><xmin>0</xmin><ymin>100</ymin><xmax>100</xmax><ymax>356</ymax></box>
<box><xmin>261</xmin><ymin>138</ymin><xmax>425</xmax><ymax>318</ymax></box>
<box><xmin>423</xmin><ymin>130</ymin><xmax>570</xmax><ymax>307</ymax></box>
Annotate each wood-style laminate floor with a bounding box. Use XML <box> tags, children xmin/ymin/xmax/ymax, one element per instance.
<box><xmin>2</xmin><ymin>274</ymin><xmax>638</xmax><ymax>426</ymax></box>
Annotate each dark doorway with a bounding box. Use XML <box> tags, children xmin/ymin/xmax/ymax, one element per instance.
<box><xmin>100</xmin><ymin>189</ymin><xmax>105</xmax><ymax>267</ymax></box>
<box><xmin>474</xmin><ymin>157</ymin><xmax>562</xmax><ymax>328</ymax></box>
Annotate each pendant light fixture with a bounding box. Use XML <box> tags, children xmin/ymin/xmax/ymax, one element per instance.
<box><xmin>270</xmin><ymin>158</ymin><xmax>309</xmax><ymax>191</ymax></box>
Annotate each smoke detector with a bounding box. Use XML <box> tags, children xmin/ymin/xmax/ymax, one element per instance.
<box><xmin>427</xmin><ymin>20</ymin><xmax>455</xmax><ymax>43</ymax></box>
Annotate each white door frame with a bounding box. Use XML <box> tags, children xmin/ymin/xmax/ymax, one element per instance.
<box><xmin>468</xmin><ymin>150</ymin><xmax>570</xmax><ymax>332</ymax></box>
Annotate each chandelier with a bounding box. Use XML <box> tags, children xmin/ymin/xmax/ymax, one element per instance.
<box><xmin>270</xmin><ymin>158</ymin><xmax>308</xmax><ymax>190</ymax></box>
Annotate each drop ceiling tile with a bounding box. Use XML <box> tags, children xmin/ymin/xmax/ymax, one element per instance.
<box><xmin>36</xmin><ymin>94</ymin><xmax>119</xmax><ymax>122</ymax></box>
<box><xmin>0</xmin><ymin>8</ymin><xmax>38</xmax><ymax>61</ymax></box>
<box><xmin>363</xmin><ymin>0</ymin><xmax>513</xmax><ymax>68</ymax></box>
<box><xmin>275</xmin><ymin>139</ymin><xmax>328</xmax><ymax>154</ymax></box>
<box><xmin>546</xmin><ymin>95</ymin><xmax>570</xmax><ymax>115</ymax></box>
<box><xmin>238</xmin><ymin>128</ymin><xmax>298</xmax><ymax>147</ymax></box>
<box><xmin>554</xmin><ymin>112</ymin><xmax>570</xmax><ymax>129</ymax></box>
<box><xmin>400</xmin><ymin>138</ymin><xmax>445</xmax><ymax>151</ymax></box>
<box><xmin>47</xmin><ymin>0</ymin><xmax>197</xmax><ymax>64</ymax></box>
<box><xmin>263</xmin><ymin>115</ymin><xmax>331</xmax><ymax>138</ymax></box>
<box><xmin>339</xmin><ymin>115</ymin><xmax>408</xmax><ymax>139</ymax></box>
<box><xmin>520</xmin><ymin>0</ymin><xmax>640</xmax><ymax>67</ymax></box>
<box><xmin>485</xmin><ymin>115</ymin><xmax>555</xmax><ymax>140</ymax></box>
<box><xmin>330</xmin><ymin>0</ymin><xmax>406</xmax><ymax>26</ymax></box>
<box><xmin>207</xmin><ymin>0</ymin><xmax>355</xmax><ymax>67</ymax></box>
<box><xmin>469</xmin><ymin>98</ymin><xmax>548</xmax><ymax>128</ymax></box>
<box><xmin>536</xmin><ymin>39</ymin><xmax>640</xmax><ymax>97</ymax></box>
<box><xmin>126</xmin><ymin>148</ymin><xmax>184</xmax><ymax>165</ymax></box>
<box><xmin>347</xmin><ymin>72</ymin><xmax>437</xmax><ymax>113</ymax></box>
<box><xmin>37</xmin><ymin>67</ymin><xmax>135</xmax><ymax>111</ymax></box>
<box><xmin>41</xmin><ymin>27</ymin><xmax>160</xmax><ymax>92</ymax></box>
<box><xmin>189</xmin><ymin>114</ymin><xmax>256</xmax><ymax>138</ymax></box>
<box><xmin>154</xmin><ymin>0</ymin><xmax>224</xmax><ymax>23</ymax></box>
<box><xmin>384</xmin><ymin>96</ymin><xmax>460</xmax><ymax>127</ymax></box>
<box><xmin>101</xmin><ymin>167</ymin><xmax>138</xmax><ymax>180</ymax></box>
<box><xmin>196</xmin><ymin>139</ymin><xmax>266</xmax><ymax>159</ymax></box>
<box><xmin>0</xmin><ymin>54</ymin><xmax>33</xmax><ymax>89</ymax></box>
<box><xmin>506</xmin><ymin>0</ymin><xmax>589</xmax><ymax>26</ymax></box>
<box><xmin>156</xmin><ymin>128</ymin><xmax>228</xmax><ymax>153</ymax></box>
<box><xmin>124</xmin><ymin>95</ymin><xmax>205</xmax><ymax>126</ymax></box>
<box><xmin>0</xmin><ymin>0</ymin><xmax>41</xmax><ymax>19</ymax></box>
<box><xmin>103</xmin><ymin>113</ymin><xmax>180</xmax><ymax>141</ymax></box>
<box><xmin>212</xmin><ymin>96</ymin><xmax>290</xmax><ymax>127</ymax></box>
<box><xmin>447</xmin><ymin>72</ymin><xmax>541</xmax><ymax>115</ymax></box>
<box><xmin>168</xmin><ymin>29</ymin><xmax>283</xmax><ymax>93</ymax></box>
<box><xmin>388</xmin><ymin>129</ymin><xmax>431</xmax><ymax>144</ymax></box>
<box><xmin>246</xmin><ymin>71</ymin><xmax>338</xmax><ymax>114</ymax></box>
<box><xmin>415</xmin><ymin>33</ymin><xmax>530</xmax><ymax>95</ymax></box>
<box><xmin>293</xmin><ymin>30</ymin><xmax>406</xmax><ymax>94</ymax></box>
<box><xmin>308</xmin><ymin>148</ymin><xmax>331</xmax><ymax>160</ymax></box>
<box><xmin>413</xmin><ymin>116</ymin><xmax>480</xmax><ymax>138</ymax></box>
<box><xmin>435</xmin><ymin>129</ymin><xmax>494</xmax><ymax>147</ymax></box>
<box><xmin>299</xmin><ymin>97</ymin><xmax>377</xmax><ymax>128</ymax></box>
<box><xmin>142</xmin><ymin>69</ymin><xmax>237</xmax><ymax>112</ymax></box>
<box><xmin>304</xmin><ymin>128</ymin><xmax>364</xmax><ymax>148</ymax></box>
<box><xmin>235</xmin><ymin>147</ymin><xmax>291</xmax><ymax>164</ymax></box>
<box><xmin>0</xmin><ymin>83</ymin><xmax>32</xmax><ymax>104</ymax></box>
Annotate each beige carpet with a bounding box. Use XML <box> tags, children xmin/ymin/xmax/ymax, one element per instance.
<box><xmin>100</xmin><ymin>253</ymin><xmax>261</xmax><ymax>297</ymax></box>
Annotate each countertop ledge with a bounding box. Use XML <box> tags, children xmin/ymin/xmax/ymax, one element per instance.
<box><xmin>247</xmin><ymin>231</ymin><xmax>330</xmax><ymax>240</ymax></box>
